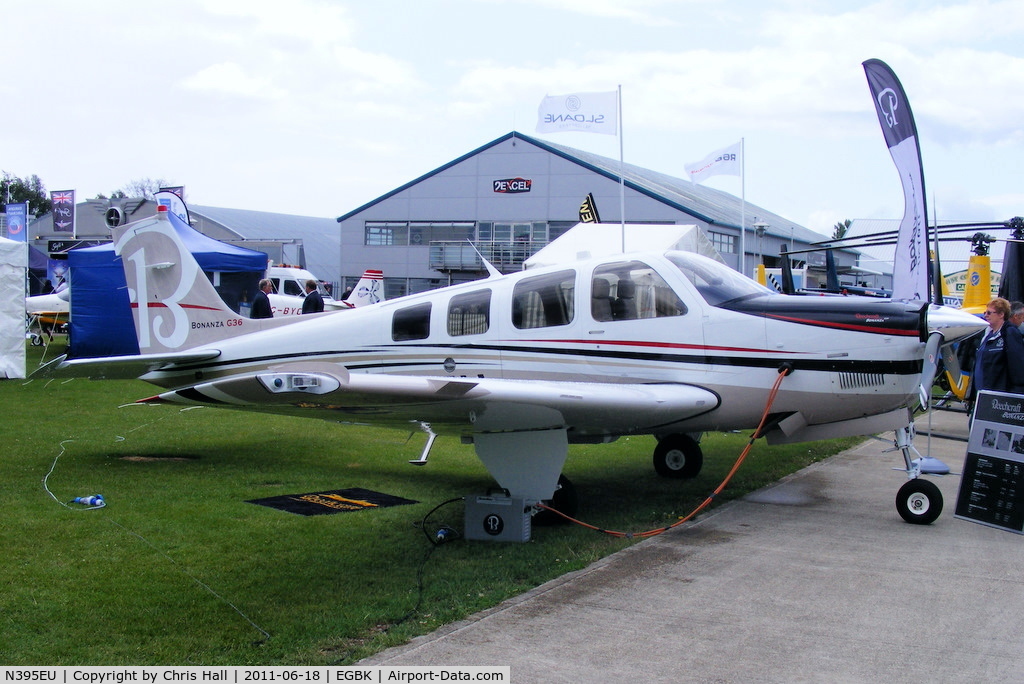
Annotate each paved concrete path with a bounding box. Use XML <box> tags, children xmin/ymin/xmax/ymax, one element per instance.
<box><xmin>363</xmin><ymin>409</ymin><xmax>1023</xmax><ymax>682</ymax></box>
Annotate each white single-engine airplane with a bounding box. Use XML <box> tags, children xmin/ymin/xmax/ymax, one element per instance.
<box><xmin>35</xmin><ymin>207</ymin><xmax>985</xmax><ymax>528</ymax></box>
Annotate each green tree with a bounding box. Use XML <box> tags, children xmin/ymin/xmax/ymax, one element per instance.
<box><xmin>1</xmin><ymin>172</ymin><xmax>51</xmax><ymax>216</ymax></box>
<box><xmin>117</xmin><ymin>178</ymin><xmax>170</xmax><ymax>200</ymax></box>
<box><xmin>832</xmin><ymin>218</ymin><xmax>852</xmax><ymax>240</ymax></box>
<box><xmin>93</xmin><ymin>179</ymin><xmax>169</xmax><ymax>201</ymax></box>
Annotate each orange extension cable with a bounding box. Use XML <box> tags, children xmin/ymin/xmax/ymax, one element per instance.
<box><xmin>536</xmin><ymin>365</ymin><xmax>792</xmax><ymax>539</ymax></box>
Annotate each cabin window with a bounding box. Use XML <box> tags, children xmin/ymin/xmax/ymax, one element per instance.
<box><xmin>271</xmin><ymin>278</ymin><xmax>303</xmax><ymax>296</ymax></box>
<box><xmin>592</xmin><ymin>261</ymin><xmax>687</xmax><ymax>321</ymax></box>
<box><xmin>512</xmin><ymin>270</ymin><xmax>575</xmax><ymax>329</ymax></box>
<box><xmin>666</xmin><ymin>251</ymin><xmax>773</xmax><ymax>306</ymax></box>
<box><xmin>392</xmin><ymin>302</ymin><xmax>432</xmax><ymax>341</ymax></box>
<box><xmin>448</xmin><ymin>290</ymin><xmax>491</xmax><ymax>336</ymax></box>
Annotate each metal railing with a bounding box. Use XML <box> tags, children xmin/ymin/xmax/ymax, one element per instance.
<box><xmin>428</xmin><ymin>240</ymin><xmax>547</xmax><ymax>273</ymax></box>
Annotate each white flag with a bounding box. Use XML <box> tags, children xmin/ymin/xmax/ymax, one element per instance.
<box><xmin>536</xmin><ymin>91</ymin><xmax>618</xmax><ymax>136</ymax></box>
<box><xmin>685</xmin><ymin>142</ymin><xmax>742</xmax><ymax>184</ymax></box>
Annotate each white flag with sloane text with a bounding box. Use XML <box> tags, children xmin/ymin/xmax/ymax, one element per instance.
<box><xmin>536</xmin><ymin>91</ymin><xmax>618</xmax><ymax>135</ymax></box>
<box><xmin>684</xmin><ymin>142</ymin><xmax>742</xmax><ymax>184</ymax></box>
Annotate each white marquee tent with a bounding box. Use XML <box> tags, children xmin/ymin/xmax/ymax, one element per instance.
<box><xmin>524</xmin><ymin>223</ymin><xmax>725</xmax><ymax>270</ymax></box>
<box><xmin>0</xmin><ymin>236</ymin><xmax>27</xmax><ymax>379</ymax></box>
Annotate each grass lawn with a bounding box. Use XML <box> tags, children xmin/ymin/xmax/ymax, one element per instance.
<box><xmin>2</xmin><ymin>339</ymin><xmax>859</xmax><ymax>665</ymax></box>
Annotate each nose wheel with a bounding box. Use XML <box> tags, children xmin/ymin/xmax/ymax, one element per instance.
<box><xmin>896</xmin><ymin>478</ymin><xmax>943</xmax><ymax>525</ymax></box>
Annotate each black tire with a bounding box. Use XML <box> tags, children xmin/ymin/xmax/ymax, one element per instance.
<box><xmin>653</xmin><ymin>434</ymin><xmax>704</xmax><ymax>479</ymax></box>
<box><xmin>533</xmin><ymin>474</ymin><xmax>578</xmax><ymax>526</ymax></box>
<box><xmin>896</xmin><ymin>479</ymin><xmax>943</xmax><ymax>525</ymax></box>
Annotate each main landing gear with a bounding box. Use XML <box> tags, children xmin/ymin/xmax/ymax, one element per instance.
<box><xmin>537</xmin><ymin>433</ymin><xmax>706</xmax><ymax>525</ymax></box>
<box><xmin>653</xmin><ymin>433</ymin><xmax>704</xmax><ymax>479</ymax></box>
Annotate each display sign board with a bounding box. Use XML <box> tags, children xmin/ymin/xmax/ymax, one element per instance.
<box><xmin>47</xmin><ymin>239</ymin><xmax>107</xmax><ymax>254</ymax></box>
<box><xmin>954</xmin><ymin>390</ymin><xmax>1024</xmax><ymax>533</ymax></box>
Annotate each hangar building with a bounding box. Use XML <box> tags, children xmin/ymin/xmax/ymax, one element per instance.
<box><xmin>335</xmin><ymin>132</ymin><xmax>847</xmax><ymax>298</ymax></box>
<box><xmin>17</xmin><ymin>131</ymin><xmax>853</xmax><ymax>298</ymax></box>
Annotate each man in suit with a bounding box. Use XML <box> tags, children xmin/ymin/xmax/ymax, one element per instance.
<box><xmin>251</xmin><ymin>279</ymin><xmax>274</xmax><ymax>319</ymax></box>
<box><xmin>301</xmin><ymin>279</ymin><xmax>324</xmax><ymax>314</ymax></box>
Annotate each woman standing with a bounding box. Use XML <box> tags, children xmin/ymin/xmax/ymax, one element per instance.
<box><xmin>973</xmin><ymin>297</ymin><xmax>1024</xmax><ymax>396</ymax></box>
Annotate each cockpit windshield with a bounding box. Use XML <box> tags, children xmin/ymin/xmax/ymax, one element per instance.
<box><xmin>665</xmin><ymin>251</ymin><xmax>775</xmax><ymax>306</ymax></box>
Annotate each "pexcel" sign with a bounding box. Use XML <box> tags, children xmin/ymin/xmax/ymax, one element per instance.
<box><xmin>493</xmin><ymin>177</ymin><xmax>532</xmax><ymax>194</ymax></box>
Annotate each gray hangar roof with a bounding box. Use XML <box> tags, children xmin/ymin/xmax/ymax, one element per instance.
<box><xmin>188</xmin><ymin>205</ymin><xmax>339</xmax><ymax>280</ymax></box>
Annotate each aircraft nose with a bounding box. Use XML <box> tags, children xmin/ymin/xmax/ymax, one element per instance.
<box><xmin>927</xmin><ymin>304</ymin><xmax>987</xmax><ymax>342</ymax></box>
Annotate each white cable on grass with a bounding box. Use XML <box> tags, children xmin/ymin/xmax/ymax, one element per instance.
<box><xmin>41</xmin><ymin>439</ymin><xmax>105</xmax><ymax>510</ymax></box>
<box><xmin>43</xmin><ymin>425</ymin><xmax>270</xmax><ymax>642</ymax></box>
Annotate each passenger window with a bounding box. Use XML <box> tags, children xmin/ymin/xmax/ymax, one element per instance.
<box><xmin>592</xmin><ymin>261</ymin><xmax>686</xmax><ymax>321</ymax></box>
<box><xmin>284</xmin><ymin>280</ymin><xmax>303</xmax><ymax>296</ymax></box>
<box><xmin>448</xmin><ymin>290</ymin><xmax>491</xmax><ymax>336</ymax></box>
<box><xmin>512</xmin><ymin>270</ymin><xmax>575</xmax><ymax>329</ymax></box>
<box><xmin>392</xmin><ymin>302</ymin><xmax>432</xmax><ymax>341</ymax></box>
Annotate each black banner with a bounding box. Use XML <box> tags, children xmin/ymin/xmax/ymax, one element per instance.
<box><xmin>579</xmin><ymin>193</ymin><xmax>601</xmax><ymax>223</ymax></box>
<box><xmin>862</xmin><ymin>59</ymin><xmax>930</xmax><ymax>302</ymax></box>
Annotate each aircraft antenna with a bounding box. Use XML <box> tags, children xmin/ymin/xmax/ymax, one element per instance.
<box><xmin>467</xmin><ymin>240</ymin><xmax>502</xmax><ymax>278</ymax></box>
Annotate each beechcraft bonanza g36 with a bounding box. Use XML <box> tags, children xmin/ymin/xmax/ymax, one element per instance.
<box><xmin>35</xmin><ymin>207</ymin><xmax>985</xmax><ymax>530</ymax></box>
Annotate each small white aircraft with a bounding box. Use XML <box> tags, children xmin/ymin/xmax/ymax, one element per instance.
<box><xmin>35</xmin><ymin>207</ymin><xmax>985</xmax><ymax>528</ymax></box>
<box><xmin>25</xmin><ymin>285</ymin><xmax>71</xmax><ymax>343</ymax></box>
<box><xmin>26</xmin><ymin>283</ymin><xmax>70</xmax><ymax>319</ymax></box>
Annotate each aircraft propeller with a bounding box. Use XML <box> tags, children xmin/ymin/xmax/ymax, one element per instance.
<box><xmin>918</xmin><ymin>332</ymin><xmax>943</xmax><ymax>409</ymax></box>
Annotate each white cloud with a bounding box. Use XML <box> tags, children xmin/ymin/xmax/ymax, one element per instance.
<box><xmin>3</xmin><ymin>0</ymin><xmax>1023</xmax><ymax>225</ymax></box>
<box><xmin>181</xmin><ymin>62</ymin><xmax>285</xmax><ymax>99</ymax></box>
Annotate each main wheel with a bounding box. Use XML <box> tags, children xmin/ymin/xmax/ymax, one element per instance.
<box><xmin>896</xmin><ymin>479</ymin><xmax>943</xmax><ymax>525</ymax></box>
<box><xmin>533</xmin><ymin>474</ymin><xmax>579</xmax><ymax>526</ymax></box>
<box><xmin>653</xmin><ymin>434</ymin><xmax>704</xmax><ymax>479</ymax></box>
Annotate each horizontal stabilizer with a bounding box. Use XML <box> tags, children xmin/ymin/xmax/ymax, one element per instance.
<box><xmin>32</xmin><ymin>350</ymin><xmax>222</xmax><ymax>381</ymax></box>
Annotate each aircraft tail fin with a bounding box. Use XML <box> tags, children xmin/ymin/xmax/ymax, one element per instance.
<box><xmin>112</xmin><ymin>207</ymin><xmax>289</xmax><ymax>354</ymax></box>
<box><xmin>344</xmin><ymin>269</ymin><xmax>385</xmax><ymax>308</ymax></box>
<box><xmin>960</xmin><ymin>253</ymin><xmax>992</xmax><ymax>313</ymax></box>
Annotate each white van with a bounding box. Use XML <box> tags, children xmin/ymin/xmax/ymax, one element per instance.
<box><xmin>266</xmin><ymin>265</ymin><xmax>335</xmax><ymax>316</ymax></box>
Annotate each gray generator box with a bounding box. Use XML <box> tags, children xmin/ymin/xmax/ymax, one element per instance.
<box><xmin>464</xmin><ymin>494</ymin><xmax>532</xmax><ymax>542</ymax></box>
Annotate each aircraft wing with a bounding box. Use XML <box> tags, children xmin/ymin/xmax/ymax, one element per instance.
<box><xmin>142</xmin><ymin>363</ymin><xmax>721</xmax><ymax>435</ymax></box>
<box><xmin>27</xmin><ymin>309</ymin><xmax>70</xmax><ymax>320</ymax></box>
<box><xmin>33</xmin><ymin>351</ymin><xmax>223</xmax><ymax>381</ymax></box>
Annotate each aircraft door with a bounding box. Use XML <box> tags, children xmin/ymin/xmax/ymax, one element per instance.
<box><xmin>501</xmin><ymin>269</ymin><xmax>578</xmax><ymax>381</ymax></box>
<box><xmin>584</xmin><ymin>260</ymin><xmax>704</xmax><ymax>383</ymax></box>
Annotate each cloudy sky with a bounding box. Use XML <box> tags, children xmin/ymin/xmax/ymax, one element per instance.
<box><xmin>4</xmin><ymin>0</ymin><xmax>1023</xmax><ymax>238</ymax></box>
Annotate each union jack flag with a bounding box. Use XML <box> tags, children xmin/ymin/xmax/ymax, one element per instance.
<box><xmin>52</xmin><ymin>191</ymin><xmax>74</xmax><ymax>204</ymax></box>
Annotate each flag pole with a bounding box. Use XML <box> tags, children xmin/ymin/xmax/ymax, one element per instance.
<box><xmin>618</xmin><ymin>84</ymin><xmax>625</xmax><ymax>252</ymax></box>
<box><xmin>740</xmin><ymin>137</ymin><xmax>746</xmax><ymax>276</ymax></box>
